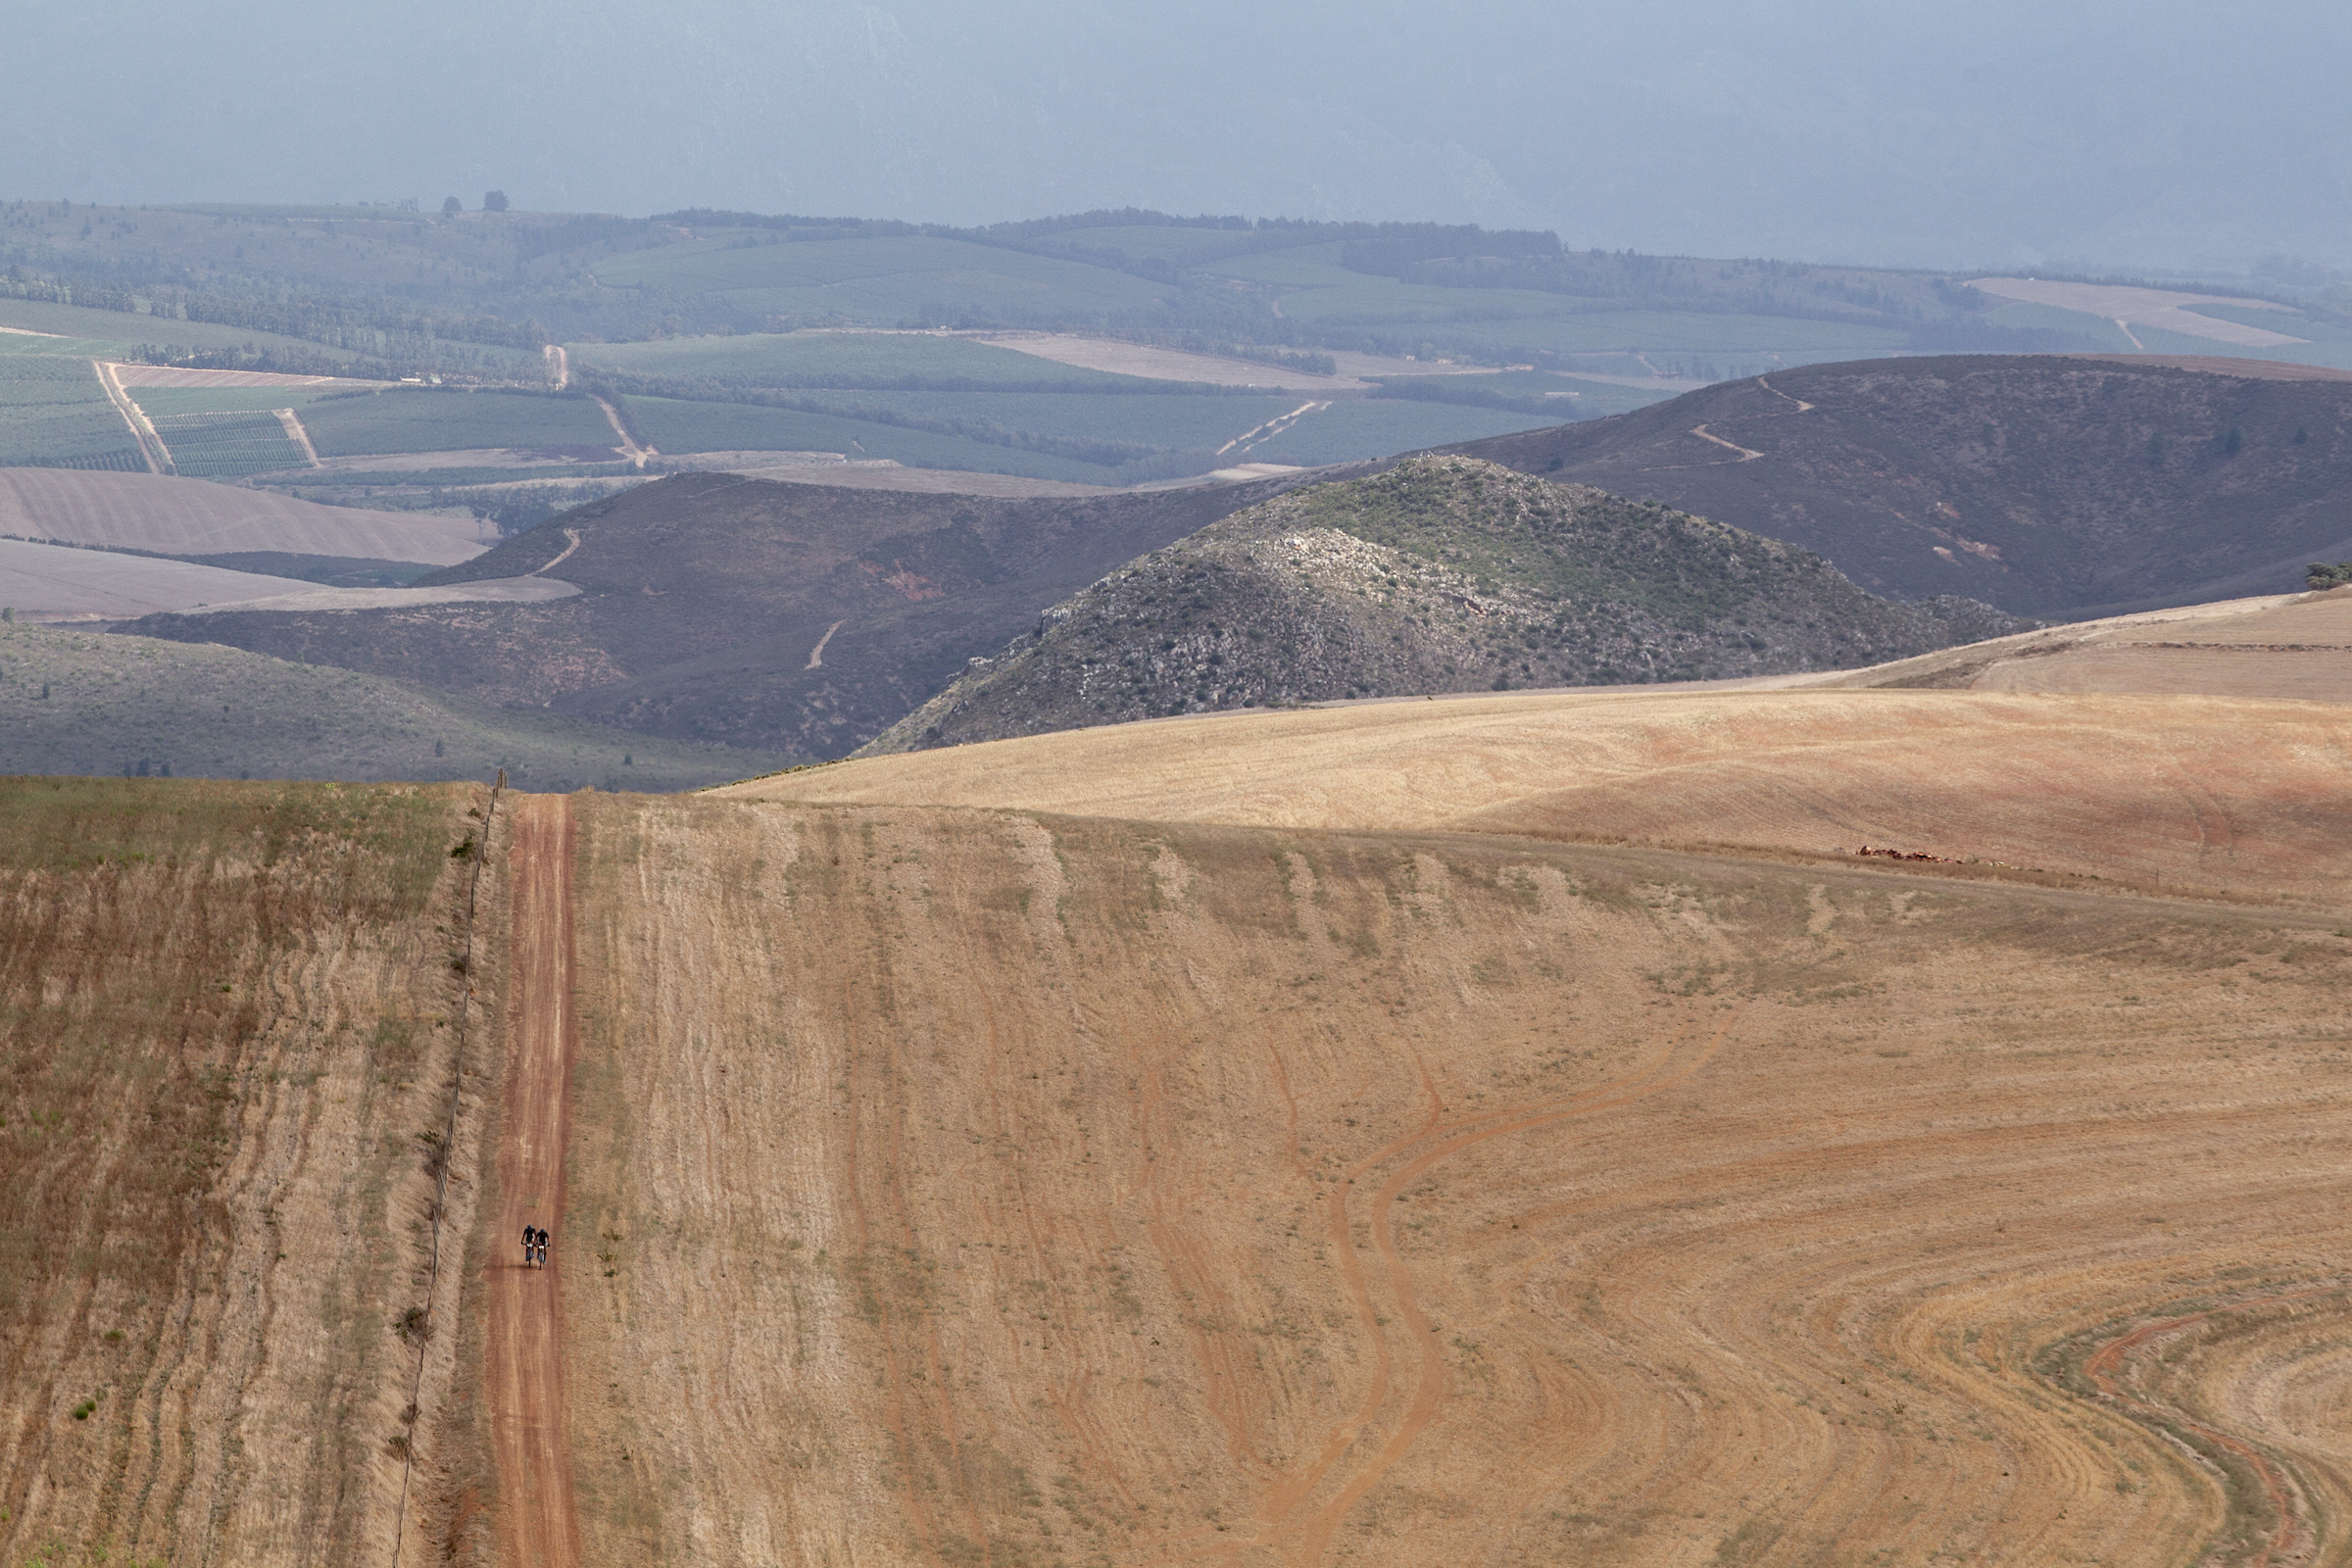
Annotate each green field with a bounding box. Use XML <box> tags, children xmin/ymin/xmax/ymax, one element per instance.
<box><xmin>0</xmin><ymin>357</ymin><xmax>144</xmax><ymax>468</ymax></box>
<box><xmin>1191</xmin><ymin>244</ymin><xmax>1910</xmax><ymax>357</ymax></box>
<box><xmin>149</xmin><ymin>411</ymin><xmax>310</xmax><ymax>477</ymax></box>
<box><xmin>800</xmin><ymin>389</ymin><xmax>1300</xmax><ymax>449</ymax></box>
<box><xmin>1020</xmin><ymin>224</ymin><xmax>1279</xmax><ymax>267</ymax></box>
<box><xmin>1372</xmin><ymin>371</ymin><xmax>1681</xmax><ymax>418</ymax></box>
<box><xmin>592</xmin><ymin>234</ymin><xmax>1172</xmax><ymax>321</ymax></box>
<box><xmin>0</xmin><ymin>298</ymin><xmax>372</xmax><ymax>362</ymax></box>
<box><xmin>0</xmin><ymin>333</ymin><xmax>143</xmax><ymax>359</ymax></box>
<box><xmin>568</xmin><ymin>330</ymin><xmax>1161</xmax><ymax>389</ymax></box>
<box><xmin>126</xmin><ymin>385</ymin><xmax>338</xmax><ymax>416</ymax></box>
<box><xmin>617</xmin><ymin>396</ymin><xmax>1121</xmax><ymax>482</ymax></box>
<box><xmin>297</xmin><ymin>388</ymin><xmax>619</xmax><ymax>457</ymax></box>
<box><xmin>1236</xmin><ymin>399</ymin><xmax>1563</xmax><ymax>466</ymax></box>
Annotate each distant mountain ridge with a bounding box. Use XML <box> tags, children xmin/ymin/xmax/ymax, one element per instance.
<box><xmin>1447</xmin><ymin>355</ymin><xmax>2352</xmax><ymax>617</ymax></box>
<box><xmin>861</xmin><ymin>457</ymin><xmax>2024</xmax><ymax>755</ymax></box>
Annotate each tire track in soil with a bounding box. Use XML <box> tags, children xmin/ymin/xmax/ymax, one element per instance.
<box><xmin>485</xmin><ymin>796</ymin><xmax>581</xmax><ymax>1568</ymax></box>
<box><xmin>1147</xmin><ymin>1012</ymin><xmax>1737</xmax><ymax>1566</ymax></box>
<box><xmin>2077</xmin><ymin>1288</ymin><xmax>2339</xmax><ymax>1567</ymax></box>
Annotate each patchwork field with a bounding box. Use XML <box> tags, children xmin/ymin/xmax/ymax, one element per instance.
<box><xmin>146</xmin><ymin>409</ymin><xmax>311</xmax><ymax>477</ymax></box>
<box><xmin>586</xmin><ymin>233</ymin><xmax>1172</xmax><ymax>320</ymax></box>
<box><xmin>297</xmin><ymin>389</ymin><xmax>618</xmax><ymax>459</ymax></box>
<box><xmin>0</xmin><ymin>358</ymin><xmax>142</xmax><ymax>469</ymax></box>
<box><xmin>569</xmin><ymin>330</ymin><xmax>1159</xmax><ymax>389</ymax></box>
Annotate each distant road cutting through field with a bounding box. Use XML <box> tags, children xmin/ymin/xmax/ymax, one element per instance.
<box><xmin>487</xmin><ymin>795</ymin><xmax>583</xmax><ymax>1568</ymax></box>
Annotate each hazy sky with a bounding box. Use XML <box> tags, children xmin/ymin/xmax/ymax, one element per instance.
<box><xmin>12</xmin><ymin>0</ymin><xmax>2348</xmax><ymax>271</ymax></box>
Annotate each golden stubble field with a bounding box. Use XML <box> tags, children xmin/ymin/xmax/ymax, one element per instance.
<box><xmin>560</xmin><ymin>769</ymin><xmax>2352</xmax><ymax>1566</ymax></box>
<box><xmin>0</xmin><ymin>778</ymin><xmax>510</xmax><ymax>1568</ymax></box>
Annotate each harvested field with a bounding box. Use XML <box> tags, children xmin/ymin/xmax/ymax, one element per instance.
<box><xmin>728</xmin><ymin>461</ymin><xmax>1121</xmax><ymax>497</ymax></box>
<box><xmin>0</xmin><ymin>537</ymin><xmax>318</xmax><ymax>618</ymax></box>
<box><xmin>106</xmin><ymin>365</ymin><xmax>379</xmax><ymax>391</ymax></box>
<box><xmin>1970</xmin><ymin>279</ymin><xmax>2308</xmax><ymax>348</ymax></box>
<box><xmin>310</xmin><ymin>449</ymin><xmax>626</xmax><ymax>474</ymax></box>
<box><xmin>983</xmin><ymin>333</ymin><xmax>1371</xmax><ymax>391</ymax></box>
<box><xmin>0</xmin><ymin>777</ymin><xmax>508</xmax><ymax>1567</ymax></box>
<box><xmin>553</xmin><ymin>785</ymin><xmax>2352</xmax><ymax>1567</ymax></box>
<box><xmin>2077</xmin><ymin>354</ymin><xmax>2352</xmax><ymax>382</ymax></box>
<box><xmin>0</xmin><ymin>468</ymin><xmax>494</xmax><ymax>565</ymax></box>
<box><xmin>1840</xmin><ymin>587</ymin><xmax>2352</xmax><ymax>706</ymax></box>
<box><xmin>0</xmin><ymin>537</ymin><xmax>570</xmax><ymax>619</ymax></box>
<box><xmin>721</xmin><ymin>687</ymin><xmax>2352</xmax><ymax>905</ymax></box>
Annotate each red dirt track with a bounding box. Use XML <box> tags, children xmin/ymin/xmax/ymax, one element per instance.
<box><xmin>487</xmin><ymin>796</ymin><xmax>582</xmax><ymax>1568</ymax></box>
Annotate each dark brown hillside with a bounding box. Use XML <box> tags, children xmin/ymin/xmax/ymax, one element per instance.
<box><xmin>1448</xmin><ymin>355</ymin><xmax>2352</xmax><ymax>617</ymax></box>
<box><xmin>128</xmin><ymin>467</ymin><xmax>1354</xmax><ymax>760</ymax></box>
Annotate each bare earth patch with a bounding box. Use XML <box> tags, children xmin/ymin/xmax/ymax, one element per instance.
<box><xmin>0</xmin><ymin>467</ymin><xmax>494</xmax><ymax>564</ymax></box>
<box><xmin>1972</xmin><ymin>278</ymin><xmax>2309</xmax><ymax>348</ymax></box>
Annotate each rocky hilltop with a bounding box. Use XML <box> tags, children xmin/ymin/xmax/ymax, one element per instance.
<box><xmin>862</xmin><ymin>456</ymin><xmax>2022</xmax><ymax>754</ymax></box>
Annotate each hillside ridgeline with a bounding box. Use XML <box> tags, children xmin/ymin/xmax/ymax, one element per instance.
<box><xmin>863</xmin><ymin>457</ymin><xmax>2022</xmax><ymax>754</ymax></box>
<box><xmin>0</xmin><ymin>621</ymin><xmax>783</xmax><ymax>788</ymax></box>
<box><xmin>127</xmin><ymin>466</ymin><xmax>1343</xmax><ymax>760</ymax></box>
<box><xmin>1449</xmin><ymin>355</ymin><xmax>2352</xmax><ymax>616</ymax></box>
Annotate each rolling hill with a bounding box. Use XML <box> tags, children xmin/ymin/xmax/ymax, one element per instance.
<box><xmin>589</xmin><ymin>683</ymin><xmax>2347</xmax><ymax>1565</ymax></box>
<box><xmin>0</xmin><ymin>620</ymin><xmax>786</xmax><ymax>788</ymax></box>
<box><xmin>125</xmin><ymin>466</ymin><xmax>1347</xmax><ymax>760</ymax></box>
<box><xmin>1448</xmin><ymin>354</ymin><xmax>2352</xmax><ymax>617</ymax></box>
<box><xmin>7</xmin><ymin>654</ymin><xmax>2350</xmax><ymax>1564</ymax></box>
<box><xmin>865</xmin><ymin>456</ymin><xmax>2025</xmax><ymax>754</ymax></box>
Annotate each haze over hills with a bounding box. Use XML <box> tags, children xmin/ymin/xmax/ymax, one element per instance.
<box><xmin>868</xmin><ymin>456</ymin><xmax>2024</xmax><ymax>754</ymax></box>
<box><xmin>0</xmin><ymin>620</ymin><xmax>783</xmax><ymax>787</ymax></box>
<box><xmin>13</xmin><ymin>2</ymin><xmax>2352</xmax><ymax>271</ymax></box>
<box><xmin>124</xmin><ymin>466</ymin><xmax>1339</xmax><ymax>760</ymax></box>
<box><xmin>1452</xmin><ymin>355</ymin><xmax>2352</xmax><ymax>616</ymax></box>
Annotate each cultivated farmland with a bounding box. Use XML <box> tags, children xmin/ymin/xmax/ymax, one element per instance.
<box><xmin>147</xmin><ymin>409</ymin><xmax>310</xmax><ymax>476</ymax></box>
<box><xmin>0</xmin><ymin>357</ymin><xmax>143</xmax><ymax>469</ymax></box>
<box><xmin>553</xmin><ymin>675</ymin><xmax>2352</xmax><ymax>1564</ymax></box>
<box><xmin>0</xmin><ymin>468</ymin><xmax>494</xmax><ymax>564</ymax></box>
<box><xmin>568</xmin><ymin>329</ymin><xmax>1160</xmax><ymax>389</ymax></box>
<box><xmin>297</xmin><ymin>388</ymin><xmax>618</xmax><ymax>459</ymax></box>
<box><xmin>0</xmin><ymin>777</ymin><xmax>499</xmax><ymax>1564</ymax></box>
<box><xmin>586</xmin><ymin>232</ymin><xmax>1172</xmax><ymax>319</ymax></box>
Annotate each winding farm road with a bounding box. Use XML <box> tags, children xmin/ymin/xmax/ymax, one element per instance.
<box><xmin>488</xmin><ymin>796</ymin><xmax>582</xmax><ymax>1568</ymax></box>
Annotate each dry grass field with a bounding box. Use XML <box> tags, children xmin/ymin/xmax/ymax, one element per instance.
<box><xmin>0</xmin><ymin>777</ymin><xmax>511</xmax><ymax>1567</ymax></box>
<box><xmin>554</xmin><ymin>784</ymin><xmax>2352</xmax><ymax>1567</ymax></box>
<box><xmin>12</xmin><ymin>607</ymin><xmax>2350</xmax><ymax>1564</ymax></box>
<box><xmin>720</xmin><ymin>686</ymin><xmax>2352</xmax><ymax>906</ymax></box>
<box><xmin>1796</xmin><ymin>585</ymin><xmax>2352</xmax><ymax>708</ymax></box>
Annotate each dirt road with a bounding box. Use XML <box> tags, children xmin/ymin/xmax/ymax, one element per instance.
<box><xmin>94</xmin><ymin>360</ymin><xmax>172</xmax><ymax>474</ymax></box>
<box><xmin>487</xmin><ymin>795</ymin><xmax>582</xmax><ymax>1568</ymax></box>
